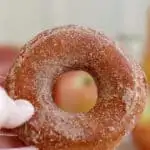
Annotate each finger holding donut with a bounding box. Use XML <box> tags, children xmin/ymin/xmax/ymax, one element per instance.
<box><xmin>0</xmin><ymin>87</ymin><xmax>36</xmax><ymax>150</ymax></box>
<box><xmin>0</xmin><ymin>45</ymin><xmax>37</xmax><ymax>150</ymax></box>
<box><xmin>5</xmin><ymin>25</ymin><xmax>147</xmax><ymax>150</ymax></box>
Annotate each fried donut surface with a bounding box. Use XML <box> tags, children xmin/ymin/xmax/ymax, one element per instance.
<box><xmin>5</xmin><ymin>25</ymin><xmax>147</xmax><ymax>150</ymax></box>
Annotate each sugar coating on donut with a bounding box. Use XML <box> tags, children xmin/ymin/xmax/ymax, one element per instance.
<box><xmin>5</xmin><ymin>25</ymin><xmax>147</xmax><ymax>150</ymax></box>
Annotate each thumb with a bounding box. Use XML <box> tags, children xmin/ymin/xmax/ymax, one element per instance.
<box><xmin>0</xmin><ymin>87</ymin><xmax>34</xmax><ymax>129</ymax></box>
<box><xmin>4</xmin><ymin>99</ymin><xmax>35</xmax><ymax>129</ymax></box>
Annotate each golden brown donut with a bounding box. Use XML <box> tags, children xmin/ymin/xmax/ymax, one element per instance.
<box><xmin>132</xmin><ymin>97</ymin><xmax>150</xmax><ymax>150</ymax></box>
<box><xmin>5</xmin><ymin>25</ymin><xmax>147</xmax><ymax>150</ymax></box>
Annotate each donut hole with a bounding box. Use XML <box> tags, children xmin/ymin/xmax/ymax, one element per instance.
<box><xmin>52</xmin><ymin>70</ymin><xmax>98</xmax><ymax>113</ymax></box>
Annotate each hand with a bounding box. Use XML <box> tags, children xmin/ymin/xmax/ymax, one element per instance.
<box><xmin>0</xmin><ymin>87</ymin><xmax>37</xmax><ymax>150</ymax></box>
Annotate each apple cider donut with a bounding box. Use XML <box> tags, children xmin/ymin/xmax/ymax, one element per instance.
<box><xmin>5</xmin><ymin>25</ymin><xmax>147</xmax><ymax>150</ymax></box>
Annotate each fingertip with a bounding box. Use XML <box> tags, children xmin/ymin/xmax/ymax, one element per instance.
<box><xmin>15</xmin><ymin>100</ymin><xmax>35</xmax><ymax>118</ymax></box>
<box><xmin>0</xmin><ymin>87</ymin><xmax>35</xmax><ymax>129</ymax></box>
<box><xmin>3</xmin><ymin>100</ymin><xmax>35</xmax><ymax>129</ymax></box>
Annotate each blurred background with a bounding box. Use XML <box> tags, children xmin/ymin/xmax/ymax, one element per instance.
<box><xmin>0</xmin><ymin>0</ymin><xmax>149</xmax><ymax>62</ymax></box>
<box><xmin>0</xmin><ymin>0</ymin><xmax>150</xmax><ymax>150</ymax></box>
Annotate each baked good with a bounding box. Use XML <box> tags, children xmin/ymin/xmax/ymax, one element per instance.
<box><xmin>5</xmin><ymin>25</ymin><xmax>147</xmax><ymax>150</ymax></box>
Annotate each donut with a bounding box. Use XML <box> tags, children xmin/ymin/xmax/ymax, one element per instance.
<box><xmin>132</xmin><ymin>96</ymin><xmax>150</xmax><ymax>150</ymax></box>
<box><xmin>5</xmin><ymin>25</ymin><xmax>147</xmax><ymax>150</ymax></box>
